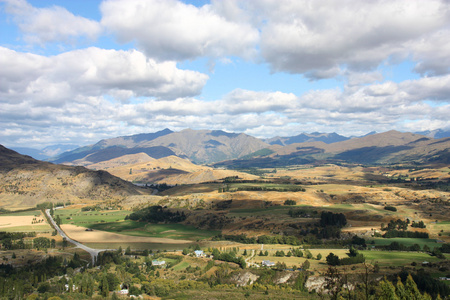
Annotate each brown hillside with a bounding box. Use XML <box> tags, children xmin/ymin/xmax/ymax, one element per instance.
<box><xmin>259</xmin><ymin>131</ymin><xmax>449</xmax><ymax>165</ymax></box>
<box><xmin>0</xmin><ymin>145</ymin><xmax>150</xmax><ymax>210</ymax></box>
<box><xmin>87</xmin><ymin>154</ymin><xmax>258</xmax><ymax>184</ymax></box>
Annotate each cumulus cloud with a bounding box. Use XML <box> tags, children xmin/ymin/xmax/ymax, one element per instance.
<box><xmin>1</xmin><ymin>0</ymin><xmax>449</xmax><ymax>148</ymax></box>
<box><xmin>255</xmin><ymin>0</ymin><xmax>450</xmax><ymax>78</ymax></box>
<box><xmin>3</xmin><ymin>0</ymin><xmax>102</xmax><ymax>45</ymax></box>
<box><xmin>0</xmin><ymin>46</ymin><xmax>208</xmax><ymax>104</ymax></box>
<box><xmin>1</xmin><ymin>79</ymin><xmax>448</xmax><ymax>147</ymax></box>
<box><xmin>100</xmin><ymin>0</ymin><xmax>259</xmax><ymax>61</ymax></box>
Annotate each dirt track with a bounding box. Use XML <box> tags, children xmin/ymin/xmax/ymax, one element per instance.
<box><xmin>61</xmin><ymin>224</ymin><xmax>191</xmax><ymax>244</ymax></box>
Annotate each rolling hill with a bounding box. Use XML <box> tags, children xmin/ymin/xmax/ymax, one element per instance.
<box><xmin>0</xmin><ymin>145</ymin><xmax>151</xmax><ymax>210</ymax></box>
<box><xmin>86</xmin><ymin>153</ymin><xmax>259</xmax><ymax>185</ymax></box>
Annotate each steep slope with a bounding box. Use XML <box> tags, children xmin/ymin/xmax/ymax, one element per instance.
<box><xmin>51</xmin><ymin>128</ymin><xmax>174</xmax><ymax>164</ymax></box>
<box><xmin>52</xmin><ymin>128</ymin><xmax>269</xmax><ymax>165</ymax></box>
<box><xmin>139</xmin><ymin>129</ymin><xmax>269</xmax><ymax>164</ymax></box>
<box><xmin>266</xmin><ymin>132</ymin><xmax>349</xmax><ymax>145</ymax></box>
<box><xmin>0</xmin><ymin>145</ymin><xmax>150</xmax><ymax>210</ymax></box>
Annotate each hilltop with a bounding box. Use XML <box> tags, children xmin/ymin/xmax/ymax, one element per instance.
<box><xmin>0</xmin><ymin>145</ymin><xmax>151</xmax><ymax>210</ymax></box>
<box><xmin>87</xmin><ymin>153</ymin><xmax>259</xmax><ymax>185</ymax></box>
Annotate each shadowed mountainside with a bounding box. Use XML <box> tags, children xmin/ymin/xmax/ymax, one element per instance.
<box><xmin>265</xmin><ymin>132</ymin><xmax>349</xmax><ymax>146</ymax></box>
<box><xmin>214</xmin><ymin>131</ymin><xmax>450</xmax><ymax>168</ymax></box>
<box><xmin>51</xmin><ymin>128</ymin><xmax>269</xmax><ymax>165</ymax></box>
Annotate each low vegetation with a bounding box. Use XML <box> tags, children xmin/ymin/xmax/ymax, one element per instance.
<box><xmin>1</xmin><ymin>162</ymin><xmax>449</xmax><ymax>299</ymax></box>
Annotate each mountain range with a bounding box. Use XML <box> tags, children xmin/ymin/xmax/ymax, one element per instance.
<box><xmin>11</xmin><ymin>144</ymin><xmax>79</xmax><ymax>161</ymax></box>
<box><xmin>6</xmin><ymin>128</ymin><xmax>450</xmax><ymax>172</ymax></box>
<box><xmin>215</xmin><ymin>130</ymin><xmax>450</xmax><ymax>168</ymax></box>
<box><xmin>265</xmin><ymin>132</ymin><xmax>350</xmax><ymax>146</ymax></box>
<box><xmin>0</xmin><ymin>128</ymin><xmax>449</xmax><ymax>207</ymax></box>
<box><xmin>51</xmin><ymin>128</ymin><xmax>268</xmax><ymax>165</ymax></box>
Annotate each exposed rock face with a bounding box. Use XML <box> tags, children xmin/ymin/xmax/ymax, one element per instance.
<box><xmin>305</xmin><ymin>276</ymin><xmax>326</xmax><ymax>293</ymax></box>
<box><xmin>274</xmin><ymin>272</ymin><xmax>294</xmax><ymax>284</ymax></box>
<box><xmin>231</xmin><ymin>271</ymin><xmax>260</xmax><ymax>287</ymax></box>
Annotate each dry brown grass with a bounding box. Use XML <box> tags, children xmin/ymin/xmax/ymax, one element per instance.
<box><xmin>0</xmin><ymin>215</ymin><xmax>37</xmax><ymax>228</ymax></box>
<box><xmin>61</xmin><ymin>224</ymin><xmax>192</xmax><ymax>244</ymax></box>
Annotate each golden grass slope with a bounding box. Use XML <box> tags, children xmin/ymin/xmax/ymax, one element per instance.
<box><xmin>87</xmin><ymin>154</ymin><xmax>259</xmax><ymax>184</ymax></box>
<box><xmin>0</xmin><ymin>145</ymin><xmax>151</xmax><ymax>210</ymax></box>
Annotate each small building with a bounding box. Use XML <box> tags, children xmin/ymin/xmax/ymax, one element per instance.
<box><xmin>152</xmin><ymin>260</ymin><xmax>166</xmax><ymax>266</ymax></box>
<box><xmin>262</xmin><ymin>260</ymin><xmax>275</xmax><ymax>267</ymax></box>
<box><xmin>118</xmin><ymin>289</ymin><xmax>129</xmax><ymax>295</ymax></box>
<box><xmin>194</xmin><ymin>250</ymin><xmax>204</xmax><ymax>257</ymax></box>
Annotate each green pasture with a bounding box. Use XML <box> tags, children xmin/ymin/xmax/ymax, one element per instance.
<box><xmin>361</xmin><ymin>250</ymin><xmax>446</xmax><ymax>266</ymax></box>
<box><xmin>0</xmin><ymin>210</ymin><xmax>42</xmax><ymax>217</ymax></box>
<box><xmin>89</xmin><ymin>221</ymin><xmax>218</xmax><ymax>240</ymax></box>
<box><xmin>55</xmin><ymin>208</ymin><xmax>218</xmax><ymax>241</ymax></box>
<box><xmin>172</xmin><ymin>261</ymin><xmax>190</xmax><ymax>271</ymax></box>
<box><xmin>55</xmin><ymin>208</ymin><xmax>130</xmax><ymax>225</ymax></box>
<box><xmin>162</xmin><ymin>257</ymin><xmax>182</xmax><ymax>267</ymax></box>
<box><xmin>84</xmin><ymin>242</ymin><xmax>188</xmax><ymax>251</ymax></box>
<box><xmin>0</xmin><ymin>225</ymin><xmax>51</xmax><ymax>233</ymax></box>
<box><xmin>429</xmin><ymin>221</ymin><xmax>450</xmax><ymax>237</ymax></box>
<box><xmin>368</xmin><ymin>237</ymin><xmax>442</xmax><ymax>249</ymax></box>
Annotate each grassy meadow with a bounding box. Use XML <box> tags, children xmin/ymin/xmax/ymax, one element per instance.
<box><xmin>55</xmin><ymin>208</ymin><xmax>218</xmax><ymax>241</ymax></box>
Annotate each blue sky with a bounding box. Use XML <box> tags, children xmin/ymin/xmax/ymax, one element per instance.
<box><xmin>1</xmin><ymin>0</ymin><xmax>449</xmax><ymax>148</ymax></box>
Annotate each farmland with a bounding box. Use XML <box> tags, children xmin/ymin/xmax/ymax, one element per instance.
<box><xmin>0</xmin><ymin>163</ymin><xmax>449</xmax><ymax>299</ymax></box>
<box><xmin>54</xmin><ymin>208</ymin><xmax>219</xmax><ymax>244</ymax></box>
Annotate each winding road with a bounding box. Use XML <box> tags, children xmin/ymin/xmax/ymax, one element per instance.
<box><xmin>45</xmin><ymin>209</ymin><xmax>109</xmax><ymax>266</ymax></box>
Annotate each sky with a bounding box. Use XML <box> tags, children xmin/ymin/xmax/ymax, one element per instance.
<box><xmin>1</xmin><ymin>0</ymin><xmax>450</xmax><ymax>149</ymax></box>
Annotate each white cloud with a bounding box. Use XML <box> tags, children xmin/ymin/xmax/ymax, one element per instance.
<box><xmin>0</xmin><ymin>46</ymin><xmax>208</xmax><ymax>104</ymax></box>
<box><xmin>255</xmin><ymin>0</ymin><xmax>450</xmax><ymax>78</ymax></box>
<box><xmin>346</xmin><ymin>71</ymin><xmax>384</xmax><ymax>87</ymax></box>
<box><xmin>3</xmin><ymin>0</ymin><xmax>102</xmax><ymax>45</ymax></box>
<box><xmin>1</xmin><ymin>0</ymin><xmax>449</xmax><ymax>148</ymax></box>
<box><xmin>100</xmin><ymin>0</ymin><xmax>259</xmax><ymax>61</ymax></box>
<box><xmin>1</xmin><ymin>79</ymin><xmax>448</xmax><ymax>147</ymax></box>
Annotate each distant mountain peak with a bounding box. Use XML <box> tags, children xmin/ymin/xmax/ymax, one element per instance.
<box><xmin>50</xmin><ymin>128</ymin><xmax>268</xmax><ymax>165</ymax></box>
<box><xmin>415</xmin><ymin>128</ymin><xmax>450</xmax><ymax>139</ymax></box>
<box><xmin>265</xmin><ymin>131</ymin><xmax>349</xmax><ymax>146</ymax></box>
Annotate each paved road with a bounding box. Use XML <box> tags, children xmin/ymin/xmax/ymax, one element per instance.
<box><xmin>45</xmin><ymin>209</ymin><xmax>109</xmax><ymax>266</ymax></box>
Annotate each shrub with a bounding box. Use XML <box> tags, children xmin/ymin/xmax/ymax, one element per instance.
<box><xmin>384</xmin><ymin>206</ymin><xmax>397</xmax><ymax>212</ymax></box>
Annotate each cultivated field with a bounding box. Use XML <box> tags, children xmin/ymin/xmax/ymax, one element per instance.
<box><xmin>0</xmin><ymin>210</ymin><xmax>51</xmax><ymax>232</ymax></box>
<box><xmin>55</xmin><ymin>207</ymin><xmax>219</xmax><ymax>244</ymax></box>
<box><xmin>60</xmin><ymin>224</ymin><xmax>192</xmax><ymax>244</ymax></box>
